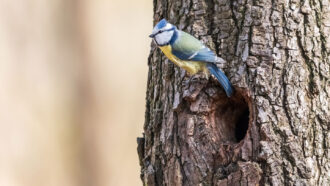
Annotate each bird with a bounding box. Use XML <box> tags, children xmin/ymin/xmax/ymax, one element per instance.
<box><xmin>149</xmin><ymin>19</ymin><xmax>234</xmax><ymax>97</ymax></box>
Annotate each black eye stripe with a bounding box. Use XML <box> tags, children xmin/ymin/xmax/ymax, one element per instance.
<box><xmin>158</xmin><ymin>27</ymin><xmax>175</xmax><ymax>34</ymax></box>
<box><xmin>154</xmin><ymin>27</ymin><xmax>175</xmax><ymax>37</ymax></box>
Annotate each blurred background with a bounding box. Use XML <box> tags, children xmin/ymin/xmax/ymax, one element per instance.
<box><xmin>0</xmin><ymin>0</ymin><xmax>152</xmax><ymax>185</ymax></box>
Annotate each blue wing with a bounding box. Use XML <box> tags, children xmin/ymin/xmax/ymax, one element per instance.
<box><xmin>171</xmin><ymin>30</ymin><xmax>233</xmax><ymax>97</ymax></box>
<box><xmin>171</xmin><ymin>31</ymin><xmax>218</xmax><ymax>63</ymax></box>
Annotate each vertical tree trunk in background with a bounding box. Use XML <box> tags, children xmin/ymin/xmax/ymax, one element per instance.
<box><xmin>138</xmin><ymin>0</ymin><xmax>329</xmax><ymax>185</ymax></box>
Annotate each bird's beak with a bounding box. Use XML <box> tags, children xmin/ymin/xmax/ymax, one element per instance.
<box><xmin>149</xmin><ymin>33</ymin><xmax>155</xmax><ymax>38</ymax></box>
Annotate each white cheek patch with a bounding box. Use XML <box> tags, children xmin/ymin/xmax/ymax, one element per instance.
<box><xmin>155</xmin><ymin>30</ymin><xmax>174</xmax><ymax>45</ymax></box>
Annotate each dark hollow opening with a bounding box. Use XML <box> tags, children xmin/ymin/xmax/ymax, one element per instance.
<box><xmin>213</xmin><ymin>88</ymin><xmax>251</xmax><ymax>143</ymax></box>
<box><xmin>234</xmin><ymin>108</ymin><xmax>249</xmax><ymax>142</ymax></box>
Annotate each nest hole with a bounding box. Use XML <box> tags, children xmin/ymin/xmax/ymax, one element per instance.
<box><xmin>214</xmin><ymin>89</ymin><xmax>251</xmax><ymax>143</ymax></box>
<box><xmin>234</xmin><ymin>108</ymin><xmax>249</xmax><ymax>141</ymax></box>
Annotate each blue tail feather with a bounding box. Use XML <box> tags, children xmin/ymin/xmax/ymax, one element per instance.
<box><xmin>206</xmin><ymin>63</ymin><xmax>233</xmax><ymax>97</ymax></box>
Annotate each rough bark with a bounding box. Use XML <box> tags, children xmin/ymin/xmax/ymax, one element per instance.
<box><xmin>138</xmin><ymin>0</ymin><xmax>330</xmax><ymax>185</ymax></box>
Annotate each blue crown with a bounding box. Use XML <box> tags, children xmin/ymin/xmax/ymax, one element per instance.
<box><xmin>156</xmin><ymin>19</ymin><xmax>168</xmax><ymax>29</ymax></box>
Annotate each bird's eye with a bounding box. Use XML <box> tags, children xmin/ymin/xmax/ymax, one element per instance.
<box><xmin>158</xmin><ymin>30</ymin><xmax>163</xmax><ymax>33</ymax></box>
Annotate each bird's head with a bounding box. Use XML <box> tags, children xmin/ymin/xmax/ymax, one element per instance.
<box><xmin>149</xmin><ymin>19</ymin><xmax>176</xmax><ymax>46</ymax></box>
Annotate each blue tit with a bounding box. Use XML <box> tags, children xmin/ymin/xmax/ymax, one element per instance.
<box><xmin>149</xmin><ymin>19</ymin><xmax>234</xmax><ymax>97</ymax></box>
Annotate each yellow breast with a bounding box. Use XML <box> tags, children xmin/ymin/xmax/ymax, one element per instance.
<box><xmin>159</xmin><ymin>45</ymin><xmax>207</xmax><ymax>75</ymax></box>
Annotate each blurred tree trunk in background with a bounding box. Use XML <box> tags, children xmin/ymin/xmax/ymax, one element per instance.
<box><xmin>0</xmin><ymin>1</ymin><xmax>84</xmax><ymax>186</ymax></box>
<box><xmin>0</xmin><ymin>0</ymin><xmax>150</xmax><ymax>186</ymax></box>
<box><xmin>138</xmin><ymin>0</ymin><xmax>329</xmax><ymax>185</ymax></box>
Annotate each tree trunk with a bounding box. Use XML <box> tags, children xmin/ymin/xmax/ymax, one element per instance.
<box><xmin>138</xmin><ymin>0</ymin><xmax>330</xmax><ymax>185</ymax></box>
